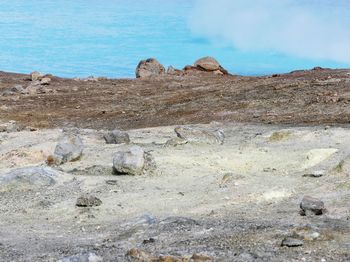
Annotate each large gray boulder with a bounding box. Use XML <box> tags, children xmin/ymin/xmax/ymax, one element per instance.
<box><xmin>135</xmin><ymin>58</ymin><xmax>165</xmax><ymax>78</ymax></box>
<box><xmin>54</xmin><ymin>132</ymin><xmax>84</xmax><ymax>164</ymax></box>
<box><xmin>0</xmin><ymin>166</ymin><xmax>61</xmax><ymax>192</ymax></box>
<box><xmin>104</xmin><ymin>129</ymin><xmax>130</xmax><ymax>144</ymax></box>
<box><xmin>113</xmin><ymin>145</ymin><xmax>145</xmax><ymax>175</ymax></box>
<box><xmin>174</xmin><ymin>126</ymin><xmax>225</xmax><ymax>145</ymax></box>
<box><xmin>300</xmin><ymin>196</ymin><xmax>325</xmax><ymax>216</ymax></box>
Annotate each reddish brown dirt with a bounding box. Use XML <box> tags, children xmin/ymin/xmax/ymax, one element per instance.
<box><xmin>1</xmin><ymin>68</ymin><xmax>350</xmax><ymax>130</ymax></box>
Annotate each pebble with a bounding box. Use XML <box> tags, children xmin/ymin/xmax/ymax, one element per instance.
<box><xmin>76</xmin><ymin>195</ymin><xmax>102</xmax><ymax>207</ymax></box>
<box><xmin>303</xmin><ymin>170</ymin><xmax>325</xmax><ymax>178</ymax></box>
<box><xmin>281</xmin><ymin>237</ymin><xmax>304</xmax><ymax>247</ymax></box>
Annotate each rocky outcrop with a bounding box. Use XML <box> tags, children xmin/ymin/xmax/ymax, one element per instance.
<box><xmin>184</xmin><ymin>57</ymin><xmax>229</xmax><ymax>75</ymax></box>
<box><xmin>0</xmin><ymin>167</ymin><xmax>61</xmax><ymax>192</ymax></box>
<box><xmin>194</xmin><ymin>57</ymin><xmax>221</xmax><ymax>71</ymax></box>
<box><xmin>135</xmin><ymin>58</ymin><xmax>165</xmax><ymax>78</ymax></box>
<box><xmin>113</xmin><ymin>145</ymin><xmax>146</xmax><ymax>175</ymax></box>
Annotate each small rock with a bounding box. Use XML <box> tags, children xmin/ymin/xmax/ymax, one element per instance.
<box><xmin>0</xmin><ymin>167</ymin><xmax>61</xmax><ymax>192</ymax></box>
<box><xmin>104</xmin><ymin>129</ymin><xmax>130</xmax><ymax>144</ymax></box>
<box><xmin>58</xmin><ymin>252</ymin><xmax>103</xmax><ymax>262</ymax></box>
<box><xmin>135</xmin><ymin>58</ymin><xmax>165</xmax><ymax>78</ymax></box>
<box><xmin>54</xmin><ymin>132</ymin><xmax>84</xmax><ymax>164</ymax></box>
<box><xmin>76</xmin><ymin>195</ymin><xmax>102</xmax><ymax>207</ymax></box>
<box><xmin>30</xmin><ymin>71</ymin><xmax>44</xmax><ymax>81</ymax></box>
<box><xmin>303</xmin><ymin>170</ymin><xmax>325</xmax><ymax>178</ymax></box>
<box><xmin>281</xmin><ymin>237</ymin><xmax>304</xmax><ymax>247</ymax></box>
<box><xmin>142</xmin><ymin>237</ymin><xmax>156</xmax><ymax>245</ymax></box>
<box><xmin>40</xmin><ymin>77</ymin><xmax>51</xmax><ymax>85</ymax></box>
<box><xmin>113</xmin><ymin>145</ymin><xmax>146</xmax><ymax>175</ymax></box>
<box><xmin>300</xmin><ymin>196</ymin><xmax>325</xmax><ymax>216</ymax></box>
<box><xmin>174</xmin><ymin>126</ymin><xmax>225</xmax><ymax>145</ymax></box>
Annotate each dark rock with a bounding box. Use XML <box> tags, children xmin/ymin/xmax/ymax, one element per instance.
<box><xmin>54</xmin><ymin>132</ymin><xmax>84</xmax><ymax>164</ymax></box>
<box><xmin>281</xmin><ymin>237</ymin><xmax>304</xmax><ymax>247</ymax></box>
<box><xmin>76</xmin><ymin>195</ymin><xmax>102</xmax><ymax>207</ymax></box>
<box><xmin>303</xmin><ymin>170</ymin><xmax>325</xmax><ymax>178</ymax></box>
<box><xmin>104</xmin><ymin>129</ymin><xmax>130</xmax><ymax>144</ymax></box>
<box><xmin>113</xmin><ymin>145</ymin><xmax>146</xmax><ymax>175</ymax></box>
<box><xmin>174</xmin><ymin>126</ymin><xmax>225</xmax><ymax>145</ymax></box>
<box><xmin>135</xmin><ymin>58</ymin><xmax>165</xmax><ymax>78</ymax></box>
<box><xmin>300</xmin><ymin>196</ymin><xmax>325</xmax><ymax>216</ymax></box>
<box><xmin>142</xmin><ymin>237</ymin><xmax>156</xmax><ymax>245</ymax></box>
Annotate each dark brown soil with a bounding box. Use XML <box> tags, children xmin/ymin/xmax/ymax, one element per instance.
<box><xmin>1</xmin><ymin>68</ymin><xmax>350</xmax><ymax>130</ymax></box>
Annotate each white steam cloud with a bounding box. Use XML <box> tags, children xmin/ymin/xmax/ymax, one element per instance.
<box><xmin>190</xmin><ymin>0</ymin><xmax>350</xmax><ymax>63</ymax></box>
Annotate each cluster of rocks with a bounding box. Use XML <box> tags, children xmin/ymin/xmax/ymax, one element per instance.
<box><xmin>1</xmin><ymin>71</ymin><xmax>52</xmax><ymax>96</ymax></box>
<box><xmin>135</xmin><ymin>57</ymin><xmax>229</xmax><ymax>78</ymax></box>
<box><xmin>46</xmin><ymin>128</ymin><xmax>153</xmax><ymax>177</ymax></box>
<box><xmin>281</xmin><ymin>195</ymin><xmax>325</xmax><ymax>248</ymax></box>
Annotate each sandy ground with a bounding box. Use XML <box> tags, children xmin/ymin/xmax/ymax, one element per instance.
<box><xmin>0</xmin><ymin>122</ymin><xmax>349</xmax><ymax>261</ymax></box>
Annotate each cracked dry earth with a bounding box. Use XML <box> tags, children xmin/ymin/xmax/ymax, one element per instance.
<box><xmin>0</xmin><ymin>122</ymin><xmax>349</xmax><ymax>261</ymax></box>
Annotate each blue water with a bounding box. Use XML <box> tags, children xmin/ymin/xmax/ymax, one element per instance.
<box><xmin>0</xmin><ymin>0</ymin><xmax>349</xmax><ymax>78</ymax></box>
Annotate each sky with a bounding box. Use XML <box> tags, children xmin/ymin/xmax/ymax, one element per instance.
<box><xmin>1</xmin><ymin>0</ymin><xmax>350</xmax><ymax>77</ymax></box>
<box><xmin>189</xmin><ymin>0</ymin><xmax>350</xmax><ymax>69</ymax></box>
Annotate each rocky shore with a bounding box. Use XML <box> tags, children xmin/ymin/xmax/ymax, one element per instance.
<box><xmin>0</xmin><ymin>61</ymin><xmax>350</xmax><ymax>261</ymax></box>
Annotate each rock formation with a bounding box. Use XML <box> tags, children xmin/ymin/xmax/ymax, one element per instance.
<box><xmin>135</xmin><ymin>58</ymin><xmax>165</xmax><ymax>78</ymax></box>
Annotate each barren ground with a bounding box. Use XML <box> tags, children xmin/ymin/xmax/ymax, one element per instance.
<box><xmin>0</xmin><ymin>70</ymin><xmax>350</xmax><ymax>261</ymax></box>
